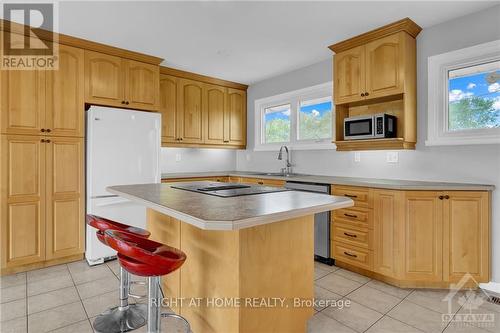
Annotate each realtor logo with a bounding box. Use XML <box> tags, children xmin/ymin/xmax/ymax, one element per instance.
<box><xmin>1</xmin><ymin>2</ymin><xmax>59</xmax><ymax>69</ymax></box>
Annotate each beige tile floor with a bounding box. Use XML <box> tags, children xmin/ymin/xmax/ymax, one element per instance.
<box><xmin>1</xmin><ymin>260</ymin><xmax>498</xmax><ymax>333</ymax></box>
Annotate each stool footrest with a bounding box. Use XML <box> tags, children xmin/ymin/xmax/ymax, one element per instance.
<box><xmin>161</xmin><ymin>313</ymin><xmax>191</xmax><ymax>333</ymax></box>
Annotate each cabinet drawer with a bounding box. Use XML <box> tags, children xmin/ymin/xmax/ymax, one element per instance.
<box><xmin>332</xmin><ymin>224</ymin><xmax>372</xmax><ymax>250</ymax></box>
<box><xmin>332</xmin><ymin>185</ymin><xmax>372</xmax><ymax>208</ymax></box>
<box><xmin>333</xmin><ymin>207</ymin><xmax>373</xmax><ymax>229</ymax></box>
<box><xmin>333</xmin><ymin>242</ymin><xmax>373</xmax><ymax>270</ymax></box>
<box><xmin>238</xmin><ymin>177</ymin><xmax>285</xmax><ymax>187</ymax></box>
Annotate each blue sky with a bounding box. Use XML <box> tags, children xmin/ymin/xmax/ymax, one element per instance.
<box><xmin>449</xmin><ymin>71</ymin><xmax>500</xmax><ymax>110</ymax></box>
<box><xmin>265</xmin><ymin>101</ymin><xmax>332</xmax><ymax>122</ymax></box>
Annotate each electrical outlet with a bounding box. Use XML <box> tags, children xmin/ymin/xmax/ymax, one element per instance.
<box><xmin>354</xmin><ymin>152</ymin><xmax>361</xmax><ymax>163</ymax></box>
<box><xmin>175</xmin><ymin>153</ymin><xmax>181</xmax><ymax>162</ymax></box>
<box><xmin>386</xmin><ymin>151</ymin><xmax>399</xmax><ymax>163</ymax></box>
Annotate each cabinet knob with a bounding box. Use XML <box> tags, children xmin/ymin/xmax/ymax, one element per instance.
<box><xmin>121</xmin><ymin>101</ymin><xmax>126</xmax><ymax>104</ymax></box>
<box><xmin>365</xmin><ymin>92</ymin><xmax>369</xmax><ymax>96</ymax></box>
<box><xmin>40</xmin><ymin>139</ymin><xmax>46</xmax><ymax>143</ymax></box>
<box><xmin>179</xmin><ymin>138</ymin><xmax>183</xmax><ymax>141</ymax></box>
<box><xmin>444</xmin><ymin>195</ymin><xmax>450</xmax><ymax>200</ymax></box>
<box><xmin>46</xmin><ymin>129</ymin><xmax>51</xmax><ymax>133</ymax></box>
<box><xmin>439</xmin><ymin>195</ymin><xmax>444</xmax><ymax>200</ymax></box>
<box><xmin>45</xmin><ymin>139</ymin><xmax>51</xmax><ymax>143</ymax></box>
<box><xmin>361</xmin><ymin>93</ymin><xmax>365</xmax><ymax>97</ymax></box>
<box><xmin>125</xmin><ymin>101</ymin><xmax>129</xmax><ymax>105</ymax></box>
<box><xmin>223</xmin><ymin>140</ymin><xmax>229</xmax><ymax>143</ymax></box>
<box><xmin>41</xmin><ymin>128</ymin><xmax>46</xmax><ymax>132</ymax></box>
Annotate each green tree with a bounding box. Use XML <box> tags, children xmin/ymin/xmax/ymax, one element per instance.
<box><xmin>265</xmin><ymin>119</ymin><xmax>290</xmax><ymax>143</ymax></box>
<box><xmin>298</xmin><ymin>111</ymin><xmax>332</xmax><ymax>140</ymax></box>
<box><xmin>449</xmin><ymin>97</ymin><xmax>500</xmax><ymax>130</ymax></box>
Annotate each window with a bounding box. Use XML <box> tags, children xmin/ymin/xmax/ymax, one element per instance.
<box><xmin>255</xmin><ymin>82</ymin><xmax>334</xmax><ymax>151</ymax></box>
<box><xmin>427</xmin><ymin>40</ymin><xmax>500</xmax><ymax>146</ymax></box>
<box><xmin>448</xmin><ymin>61</ymin><xmax>500</xmax><ymax>131</ymax></box>
<box><xmin>264</xmin><ymin>104</ymin><xmax>291</xmax><ymax>143</ymax></box>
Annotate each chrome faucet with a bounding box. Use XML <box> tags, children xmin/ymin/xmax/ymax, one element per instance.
<box><xmin>277</xmin><ymin>145</ymin><xmax>292</xmax><ymax>176</ymax></box>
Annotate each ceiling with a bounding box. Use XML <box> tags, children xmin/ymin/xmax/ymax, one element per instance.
<box><xmin>57</xmin><ymin>1</ymin><xmax>499</xmax><ymax>84</ymax></box>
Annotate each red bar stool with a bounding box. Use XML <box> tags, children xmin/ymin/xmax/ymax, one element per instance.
<box><xmin>86</xmin><ymin>214</ymin><xmax>151</xmax><ymax>332</ymax></box>
<box><xmin>103</xmin><ymin>229</ymin><xmax>189</xmax><ymax>333</ymax></box>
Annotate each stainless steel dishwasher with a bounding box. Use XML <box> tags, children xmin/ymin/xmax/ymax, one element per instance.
<box><xmin>285</xmin><ymin>181</ymin><xmax>333</xmax><ymax>265</ymax></box>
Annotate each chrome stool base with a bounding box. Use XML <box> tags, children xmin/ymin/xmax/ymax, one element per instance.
<box><xmin>93</xmin><ymin>303</ymin><xmax>147</xmax><ymax>333</ymax></box>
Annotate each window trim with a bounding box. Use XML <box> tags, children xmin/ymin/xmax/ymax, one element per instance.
<box><xmin>254</xmin><ymin>82</ymin><xmax>335</xmax><ymax>151</ymax></box>
<box><xmin>427</xmin><ymin>40</ymin><xmax>500</xmax><ymax>146</ymax></box>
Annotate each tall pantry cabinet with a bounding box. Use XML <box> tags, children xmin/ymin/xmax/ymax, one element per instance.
<box><xmin>1</xmin><ymin>43</ymin><xmax>86</xmax><ymax>272</ymax></box>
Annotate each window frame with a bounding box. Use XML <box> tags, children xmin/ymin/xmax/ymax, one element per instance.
<box><xmin>427</xmin><ymin>40</ymin><xmax>500</xmax><ymax>146</ymax></box>
<box><xmin>254</xmin><ymin>82</ymin><xmax>335</xmax><ymax>151</ymax></box>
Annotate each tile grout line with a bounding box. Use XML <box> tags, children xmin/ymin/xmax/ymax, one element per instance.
<box><xmin>25</xmin><ymin>271</ymin><xmax>28</xmax><ymax>333</ymax></box>
<box><xmin>66</xmin><ymin>263</ymin><xmax>92</xmax><ymax>324</ymax></box>
<box><xmin>361</xmin><ymin>289</ymin><xmax>421</xmax><ymax>333</ymax></box>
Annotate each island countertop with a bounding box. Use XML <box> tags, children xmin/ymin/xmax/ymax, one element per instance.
<box><xmin>107</xmin><ymin>182</ymin><xmax>353</xmax><ymax>230</ymax></box>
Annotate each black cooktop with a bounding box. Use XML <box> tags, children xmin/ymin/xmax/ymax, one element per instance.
<box><xmin>171</xmin><ymin>182</ymin><xmax>290</xmax><ymax>197</ymax></box>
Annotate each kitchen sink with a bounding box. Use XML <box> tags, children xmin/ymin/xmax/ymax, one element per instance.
<box><xmin>252</xmin><ymin>172</ymin><xmax>304</xmax><ymax>177</ymax></box>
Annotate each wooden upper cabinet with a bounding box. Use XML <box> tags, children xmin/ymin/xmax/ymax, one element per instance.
<box><xmin>178</xmin><ymin>79</ymin><xmax>204</xmax><ymax>143</ymax></box>
<box><xmin>403</xmin><ymin>191</ymin><xmax>443</xmax><ymax>282</ymax></box>
<box><xmin>125</xmin><ymin>60</ymin><xmax>159</xmax><ymax>110</ymax></box>
<box><xmin>85</xmin><ymin>51</ymin><xmax>159</xmax><ymax>111</ymax></box>
<box><xmin>1</xmin><ymin>135</ymin><xmax>46</xmax><ymax>268</ymax></box>
<box><xmin>159</xmin><ymin>74</ymin><xmax>178</xmax><ymax>143</ymax></box>
<box><xmin>365</xmin><ymin>33</ymin><xmax>404</xmax><ymax>99</ymax></box>
<box><xmin>443</xmin><ymin>191</ymin><xmax>490</xmax><ymax>283</ymax></box>
<box><xmin>85</xmin><ymin>51</ymin><xmax>124</xmax><ymax>107</ymax></box>
<box><xmin>226</xmin><ymin>88</ymin><xmax>246</xmax><ymax>145</ymax></box>
<box><xmin>1</xmin><ymin>69</ymin><xmax>45</xmax><ymax>135</ymax></box>
<box><xmin>204</xmin><ymin>84</ymin><xmax>226</xmax><ymax>144</ymax></box>
<box><xmin>46</xmin><ymin>44</ymin><xmax>85</xmax><ymax>137</ymax></box>
<box><xmin>45</xmin><ymin>137</ymin><xmax>85</xmax><ymax>260</ymax></box>
<box><xmin>334</xmin><ymin>46</ymin><xmax>365</xmax><ymax>104</ymax></box>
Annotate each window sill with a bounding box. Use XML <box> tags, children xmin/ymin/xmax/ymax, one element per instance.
<box><xmin>425</xmin><ymin>136</ymin><xmax>500</xmax><ymax>146</ymax></box>
<box><xmin>253</xmin><ymin>143</ymin><xmax>337</xmax><ymax>152</ymax></box>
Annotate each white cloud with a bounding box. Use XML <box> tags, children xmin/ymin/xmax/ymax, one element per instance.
<box><xmin>493</xmin><ymin>96</ymin><xmax>500</xmax><ymax>111</ymax></box>
<box><xmin>488</xmin><ymin>82</ymin><xmax>500</xmax><ymax>93</ymax></box>
<box><xmin>449</xmin><ymin>89</ymin><xmax>474</xmax><ymax>102</ymax></box>
<box><xmin>467</xmin><ymin>83</ymin><xmax>476</xmax><ymax>89</ymax></box>
<box><xmin>281</xmin><ymin>109</ymin><xmax>290</xmax><ymax>116</ymax></box>
<box><xmin>311</xmin><ymin>109</ymin><xmax>319</xmax><ymax>117</ymax></box>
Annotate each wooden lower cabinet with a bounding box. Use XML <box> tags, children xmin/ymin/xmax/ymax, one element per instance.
<box><xmin>237</xmin><ymin>177</ymin><xmax>285</xmax><ymax>187</ymax></box>
<box><xmin>332</xmin><ymin>186</ymin><xmax>491</xmax><ymax>288</ymax></box>
<box><xmin>1</xmin><ymin>135</ymin><xmax>85</xmax><ymax>273</ymax></box>
<box><xmin>443</xmin><ymin>191</ymin><xmax>490</xmax><ymax>283</ymax></box>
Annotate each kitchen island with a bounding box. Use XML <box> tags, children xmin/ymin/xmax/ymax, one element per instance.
<box><xmin>108</xmin><ymin>182</ymin><xmax>353</xmax><ymax>333</ymax></box>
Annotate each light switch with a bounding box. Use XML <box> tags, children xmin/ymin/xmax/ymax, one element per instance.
<box><xmin>175</xmin><ymin>153</ymin><xmax>181</xmax><ymax>162</ymax></box>
<box><xmin>354</xmin><ymin>152</ymin><xmax>361</xmax><ymax>163</ymax></box>
<box><xmin>386</xmin><ymin>151</ymin><xmax>399</xmax><ymax>163</ymax></box>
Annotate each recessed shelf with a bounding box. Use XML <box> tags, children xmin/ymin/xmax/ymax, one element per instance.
<box><xmin>334</xmin><ymin>138</ymin><xmax>415</xmax><ymax>151</ymax></box>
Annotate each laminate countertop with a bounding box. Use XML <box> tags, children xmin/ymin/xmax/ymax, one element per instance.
<box><xmin>161</xmin><ymin>171</ymin><xmax>495</xmax><ymax>191</ymax></box>
<box><xmin>107</xmin><ymin>182</ymin><xmax>354</xmax><ymax>230</ymax></box>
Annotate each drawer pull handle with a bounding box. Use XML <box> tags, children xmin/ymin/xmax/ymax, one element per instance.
<box><xmin>343</xmin><ymin>251</ymin><xmax>357</xmax><ymax>258</ymax></box>
<box><xmin>344</xmin><ymin>194</ymin><xmax>358</xmax><ymax>198</ymax></box>
<box><xmin>258</xmin><ymin>181</ymin><xmax>264</xmax><ymax>185</ymax></box>
<box><xmin>343</xmin><ymin>232</ymin><xmax>357</xmax><ymax>238</ymax></box>
<box><xmin>344</xmin><ymin>213</ymin><xmax>358</xmax><ymax>218</ymax></box>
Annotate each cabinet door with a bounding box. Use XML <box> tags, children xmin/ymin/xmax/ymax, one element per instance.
<box><xmin>373</xmin><ymin>190</ymin><xmax>404</xmax><ymax>278</ymax></box>
<box><xmin>84</xmin><ymin>51</ymin><xmax>125</xmax><ymax>107</ymax></box>
<box><xmin>1</xmin><ymin>69</ymin><xmax>45</xmax><ymax>135</ymax></box>
<box><xmin>225</xmin><ymin>88</ymin><xmax>246</xmax><ymax>145</ymax></box>
<box><xmin>443</xmin><ymin>192</ymin><xmax>490</xmax><ymax>283</ymax></box>
<box><xmin>334</xmin><ymin>46</ymin><xmax>365</xmax><ymax>104</ymax></box>
<box><xmin>46</xmin><ymin>44</ymin><xmax>85</xmax><ymax>137</ymax></box>
<box><xmin>159</xmin><ymin>75</ymin><xmax>178</xmax><ymax>143</ymax></box>
<box><xmin>204</xmin><ymin>84</ymin><xmax>226</xmax><ymax>144</ymax></box>
<box><xmin>1</xmin><ymin>135</ymin><xmax>46</xmax><ymax>268</ymax></box>
<box><xmin>45</xmin><ymin>137</ymin><xmax>85</xmax><ymax>260</ymax></box>
<box><xmin>177</xmin><ymin>79</ymin><xmax>204</xmax><ymax>143</ymax></box>
<box><xmin>403</xmin><ymin>191</ymin><xmax>443</xmax><ymax>282</ymax></box>
<box><xmin>365</xmin><ymin>33</ymin><xmax>404</xmax><ymax>99</ymax></box>
<box><xmin>125</xmin><ymin>60</ymin><xmax>159</xmax><ymax>111</ymax></box>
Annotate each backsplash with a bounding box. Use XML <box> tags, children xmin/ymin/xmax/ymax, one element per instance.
<box><xmin>160</xmin><ymin>147</ymin><xmax>237</xmax><ymax>174</ymax></box>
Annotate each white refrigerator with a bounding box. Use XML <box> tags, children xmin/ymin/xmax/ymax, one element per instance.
<box><xmin>86</xmin><ymin>106</ymin><xmax>161</xmax><ymax>265</ymax></box>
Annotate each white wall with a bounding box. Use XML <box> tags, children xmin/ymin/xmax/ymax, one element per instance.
<box><xmin>160</xmin><ymin>148</ymin><xmax>236</xmax><ymax>174</ymax></box>
<box><xmin>238</xmin><ymin>6</ymin><xmax>500</xmax><ymax>283</ymax></box>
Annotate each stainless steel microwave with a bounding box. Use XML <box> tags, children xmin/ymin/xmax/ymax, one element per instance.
<box><xmin>344</xmin><ymin>113</ymin><xmax>397</xmax><ymax>140</ymax></box>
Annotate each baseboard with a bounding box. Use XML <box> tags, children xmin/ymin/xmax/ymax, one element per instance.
<box><xmin>479</xmin><ymin>282</ymin><xmax>500</xmax><ymax>296</ymax></box>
